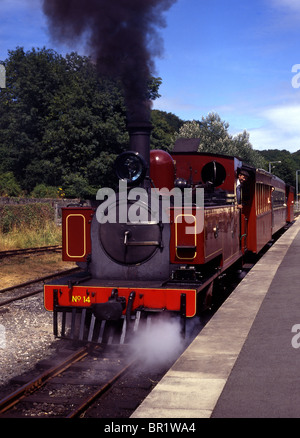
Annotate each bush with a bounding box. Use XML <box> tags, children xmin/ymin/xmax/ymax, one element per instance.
<box><xmin>63</xmin><ymin>173</ymin><xmax>95</xmax><ymax>198</ymax></box>
<box><xmin>30</xmin><ymin>184</ymin><xmax>59</xmax><ymax>198</ymax></box>
<box><xmin>0</xmin><ymin>172</ymin><xmax>22</xmax><ymax>197</ymax></box>
<box><xmin>0</xmin><ymin>203</ymin><xmax>54</xmax><ymax>233</ymax></box>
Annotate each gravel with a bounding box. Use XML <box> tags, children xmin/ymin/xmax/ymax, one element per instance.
<box><xmin>0</xmin><ymin>293</ymin><xmax>58</xmax><ymax>387</ymax></box>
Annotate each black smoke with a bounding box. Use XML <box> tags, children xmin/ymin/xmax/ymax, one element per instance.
<box><xmin>42</xmin><ymin>0</ymin><xmax>176</xmax><ymax>122</ymax></box>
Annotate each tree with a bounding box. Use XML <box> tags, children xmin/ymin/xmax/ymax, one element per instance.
<box><xmin>171</xmin><ymin>113</ymin><xmax>265</xmax><ymax>168</ymax></box>
<box><xmin>0</xmin><ymin>47</ymin><xmax>65</xmax><ymax>181</ymax></box>
<box><xmin>147</xmin><ymin>77</ymin><xmax>162</xmax><ymax>101</ymax></box>
<box><xmin>232</xmin><ymin>130</ymin><xmax>265</xmax><ymax>169</ymax></box>
<box><xmin>0</xmin><ymin>47</ymin><xmax>165</xmax><ymax>198</ymax></box>
<box><xmin>150</xmin><ymin>110</ymin><xmax>183</xmax><ymax>151</ymax></box>
<box><xmin>0</xmin><ymin>172</ymin><xmax>22</xmax><ymax>197</ymax></box>
<box><xmin>30</xmin><ymin>183</ymin><xmax>59</xmax><ymax>198</ymax></box>
<box><xmin>0</xmin><ymin>48</ymin><xmax>129</xmax><ymax>195</ymax></box>
<box><xmin>259</xmin><ymin>149</ymin><xmax>297</xmax><ymax>185</ymax></box>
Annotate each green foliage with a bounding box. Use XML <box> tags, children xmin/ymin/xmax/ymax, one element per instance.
<box><xmin>171</xmin><ymin>113</ymin><xmax>265</xmax><ymax>168</ymax></box>
<box><xmin>0</xmin><ymin>48</ymin><xmax>169</xmax><ymax>198</ymax></box>
<box><xmin>151</xmin><ymin>110</ymin><xmax>183</xmax><ymax>152</ymax></box>
<box><xmin>0</xmin><ymin>48</ymin><xmax>129</xmax><ymax>195</ymax></box>
<box><xmin>0</xmin><ymin>172</ymin><xmax>22</xmax><ymax>196</ymax></box>
<box><xmin>30</xmin><ymin>184</ymin><xmax>59</xmax><ymax>198</ymax></box>
<box><xmin>62</xmin><ymin>173</ymin><xmax>95</xmax><ymax>199</ymax></box>
<box><xmin>1</xmin><ymin>47</ymin><xmax>297</xmax><ymax>194</ymax></box>
<box><xmin>86</xmin><ymin>151</ymin><xmax>119</xmax><ymax>192</ymax></box>
<box><xmin>232</xmin><ymin>130</ymin><xmax>266</xmax><ymax>169</ymax></box>
<box><xmin>0</xmin><ymin>203</ymin><xmax>54</xmax><ymax>233</ymax></box>
<box><xmin>259</xmin><ymin>149</ymin><xmax>299</xmax><ymax>186</ymax></box>
<box><xmin>147</xmin><ymin>77</ymin><xmax>162</xmax><ymax>101</ymax></box>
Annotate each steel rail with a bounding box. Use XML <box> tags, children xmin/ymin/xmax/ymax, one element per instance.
<box><xmin>0</xmin><ymin>347</ymin><xmax>89</xmax><ymax>414</ymax></box>
<box><xmin>0</xmin><ymin>288</ymin><xmax>43</xmax><ymax>307</ymax></box>
<box><xmin>0</xmin><ymin>245</ymin><xmax>62</xmax><ymax>259</ymax></box>
<box><xmin>66</xmin><ymin>359</ymin><xmax>136</xmax><ymax>418</ymax></box>
<box><xmin>0</xmin><ymin>267</ymin><xmax>80</xmax><ymax>294</ymax></box>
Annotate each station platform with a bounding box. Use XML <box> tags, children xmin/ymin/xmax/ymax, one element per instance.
<box><xmin>132</xmin><ymin>217</ymin><xmax>300</xmax><ymax>418</ymax></box>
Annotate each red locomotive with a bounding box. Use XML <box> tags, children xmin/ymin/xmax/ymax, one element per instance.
<box><xmin>44</xmin><ymin>123</ymin><xmax>294</xmax><ymax>343</ymax></box>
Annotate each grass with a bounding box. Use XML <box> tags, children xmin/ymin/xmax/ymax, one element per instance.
<box><xmin>0</xmin><ymin>221</ymin><xmax>75</xmax><ymax>289</ymax></box>
<box><xmin>0</xmin><ymin>221</ymin><xmax>62</xmax><ymax>251</ymax></box>
<box><xmin>0</xmin><ymin>252</ymin><xmax>75</xmax><ymax>289</ymax></box>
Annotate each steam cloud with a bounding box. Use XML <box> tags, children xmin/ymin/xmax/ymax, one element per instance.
<box><xmin>130</xmin><ymin>317</ymin><xmax>184</xmax><ymax>369</ymax></box>
<box><xmin>42</xmin><ymin>0</ymin><xmax>177</xmax><ymax>122</ymax></box>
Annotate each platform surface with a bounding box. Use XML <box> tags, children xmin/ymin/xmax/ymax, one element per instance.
<box><xmin>132</xmin><ymin>218</ymin><xmax>300</xmax><ymax>418</ymax></box>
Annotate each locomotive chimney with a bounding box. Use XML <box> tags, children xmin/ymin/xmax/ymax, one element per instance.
<box><xmin>127</xmin><ymin>121</ymin><xmax>153</xmax><ymax>174</ymax></box>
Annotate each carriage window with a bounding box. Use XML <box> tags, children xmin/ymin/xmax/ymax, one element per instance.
<box><xmin>272</xmin><ymin>189</ymin><xmax>285</xmax><ymax>209</ymax></box>
<box><xmin>256</xmin><ymin>183</ymin><xmax>272</xmax><ymax>215</ymax></box>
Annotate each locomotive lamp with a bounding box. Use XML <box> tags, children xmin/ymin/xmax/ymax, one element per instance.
<box><xmin>114</xmin><ymin>151</ymin><xmax>147</xmax><ymax>186</ymax></box>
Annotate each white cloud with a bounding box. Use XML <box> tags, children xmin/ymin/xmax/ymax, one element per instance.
<box><xmin>249</xmin><ymin>104</ymin><xmax>300</xmax><ymax>152</ymax></box>
<box><xmin>267</xmin><ymin>0</ymin><xmax>300</xmax><ymax>31</ymax></box>
<box><xmin>270</xmin><ymin>0</ymin><xmax>300</xmax><ymax>11</ymax></box>
<box><xmin>153</xmin><ymin>96</ymin><xmax>206</xmax><ymax>119</ymax></box>
<box><xmin>155</xmin><ymin>96</ymin><xmax>300</xmax><ymax>152</ymax></box>
<box><xmin>264</xmin><ymin>105</ymin><xmax>300</xmax><ymax>133</ymax></box>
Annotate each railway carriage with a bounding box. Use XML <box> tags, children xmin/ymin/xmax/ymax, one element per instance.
<box><xmin>286</xmin><ymin>184</ymin><xmax>295</xmax><ymax>223</ymax></box>
<box><xmin>44</xmin><ymin>124</ymin><xmax>294</xmax><ymax>343</ymax></box>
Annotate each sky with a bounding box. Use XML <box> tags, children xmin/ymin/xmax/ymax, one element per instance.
<box><xmin>1</xmin><ymin>0</ymin><xmax>300</xmax><ymax>152</ymax></box>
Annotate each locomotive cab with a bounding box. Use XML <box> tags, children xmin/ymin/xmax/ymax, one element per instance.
<box><xmin>170</xmin><ymin>138</ymin><xmax>244</xmax><ymax>275</ymax></box>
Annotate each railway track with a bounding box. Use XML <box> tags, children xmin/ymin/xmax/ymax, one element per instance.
<box><xmin>0</xmin><ymin>267</ymin><xmax>80</xmax><ymax>307</ymax></box>
<box><xmin>0</xmin><ymin>245</ymin><xmax>62</xmax><ymax>259</ymax></box>
<box><xmin>0</xmin><ymin>259</ymin><xmax>271</xmax><ymax>418</ymax></box>
<box><xmin>0</xmin><ymin>226</ymin><xmax>293</xmax><ymax>418</ymax></box>
<box><xmin>0</xmin><ymin>244</ymin><xmax>74</xmax><ymax>306</ymax></box>
<box><xmin>0</xmin><ymin>344</ymin><xmax>137</xmax><ymax>418</ymax></box>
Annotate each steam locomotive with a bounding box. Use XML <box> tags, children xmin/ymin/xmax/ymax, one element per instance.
<box><xmin>44</xmin><ymin>122</ymin><xmax>295</xmax><ymax>343</ymax></box>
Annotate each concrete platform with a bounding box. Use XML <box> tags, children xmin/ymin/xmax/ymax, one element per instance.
<box><xmin>132</xmin><ymin>218</ymin><xmax>300</xmax><ymax>418</ymax></box>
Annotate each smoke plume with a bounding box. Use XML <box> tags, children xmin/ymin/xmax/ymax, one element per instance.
<box><xmin>42</xmin><ymin>0</ymin><xmax>176</xmax><ymax>122</ymax></box>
